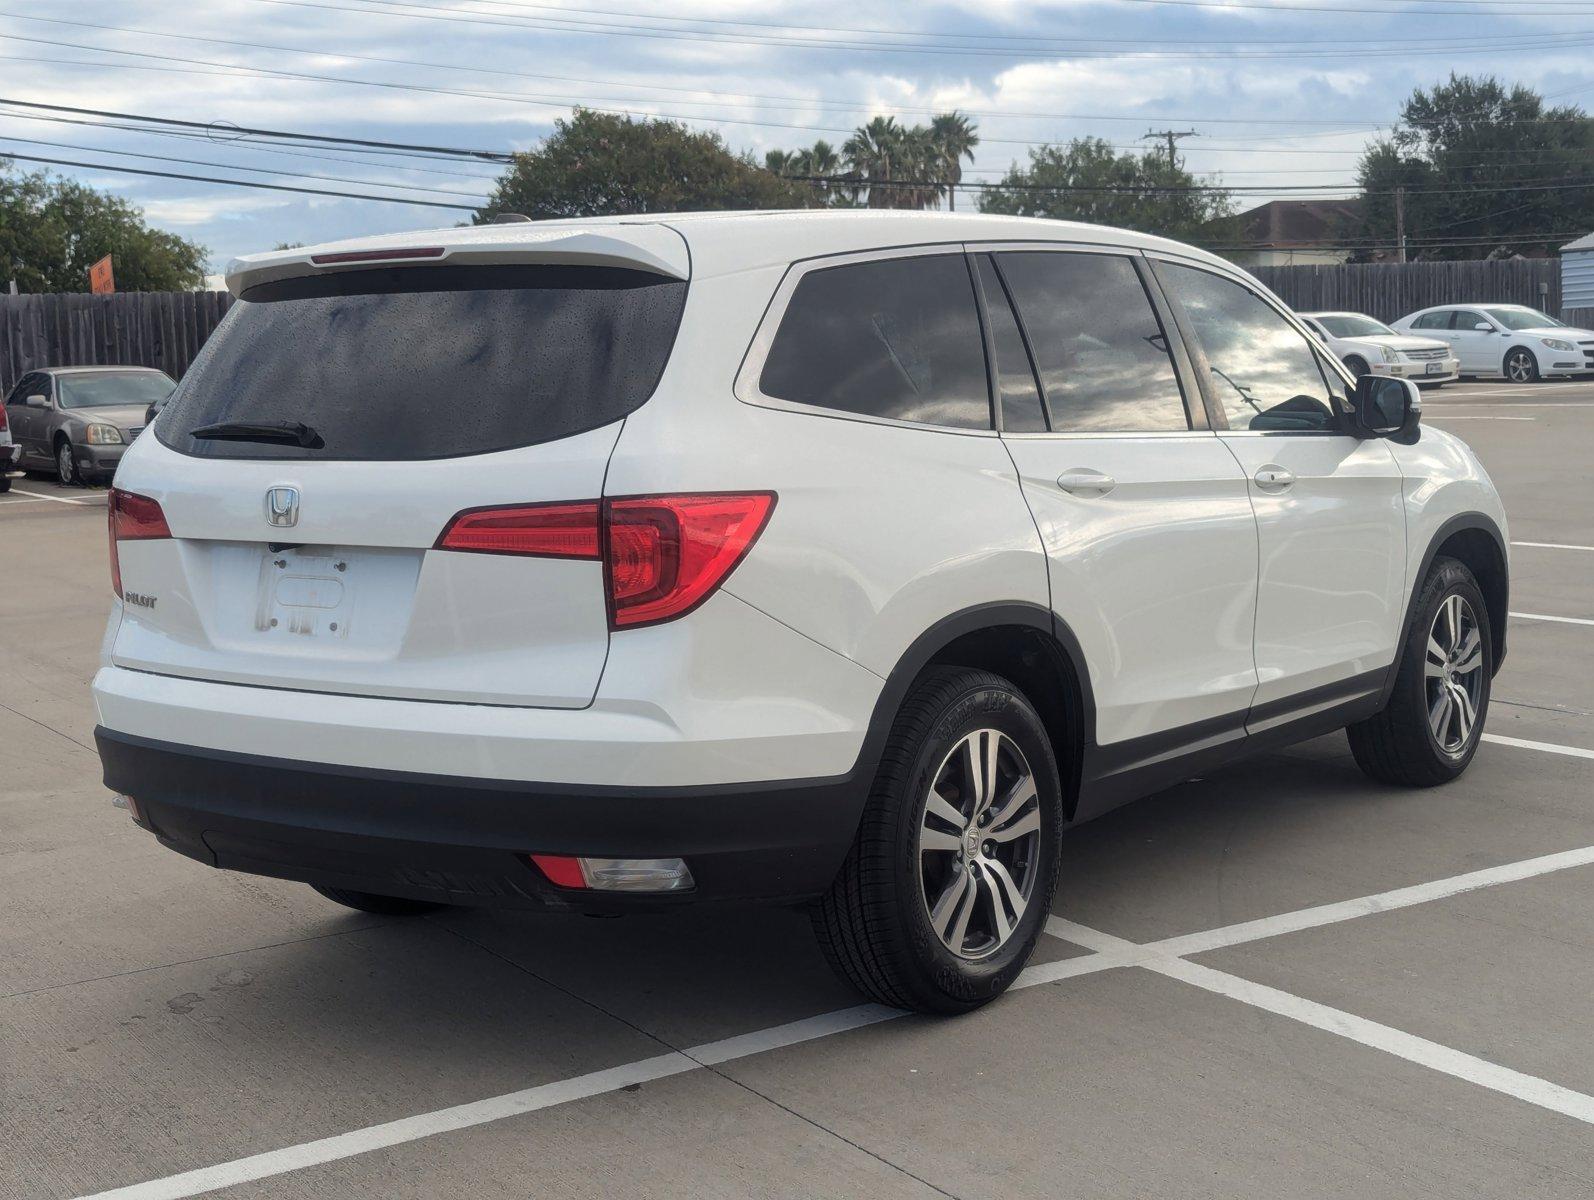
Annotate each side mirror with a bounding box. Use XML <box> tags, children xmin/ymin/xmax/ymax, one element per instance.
<box><xmin>1354</xmin><ymin>375</ymin><xmax>1420</xmax><ymax>439</ymax></box>
<box><xmin>1473</xmin><ymin>322</ymin><xmax>1493</xmax><ymax>332</ymax></box>
<box><xmin>24</xmin><ymin>393</ymin><xmax>47</xmax><ymax>408</ymax></box>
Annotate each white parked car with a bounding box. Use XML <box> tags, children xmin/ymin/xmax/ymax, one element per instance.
<box><xmin>1299</xmin><ymin>311</ymin><xmax>1458</xmax><ymax>386</ymax></box>
<box><xmin>1391</xmin><ymin>304</ymin><xmax>1594</xmax><ymax>382</ymax></box>
<box><xmin>93</xmin><ymin>212</ymin><xmax>1510</xmax><ymax>1013</ymax></box>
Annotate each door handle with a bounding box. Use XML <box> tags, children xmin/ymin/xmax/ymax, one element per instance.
<box><xmin>1056</xmin><ymin>468</ymin><xmax>1116</xmax><ymax>497</ymax></box>
<box><xmin>1253</xmin><ymin>465</ymin><xmax>1295</xmax><ymax>491</ymax></box>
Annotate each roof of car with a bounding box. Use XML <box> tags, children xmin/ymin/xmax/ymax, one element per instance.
<box><xmin>225</xmin><ymin>210</ymin><xmax>1241</xmax><ymax>295</ymax></box>
<box><xmin>39</xmin><ymin>365</ymin><xmax>172</xmax><ymax>377</ymax></box>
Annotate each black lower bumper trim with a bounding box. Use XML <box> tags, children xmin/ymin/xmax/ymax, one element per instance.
<box><xmin>96</xmin><ymin>728</ymin><xmax>865</xmax><ymax>911</ymax></box>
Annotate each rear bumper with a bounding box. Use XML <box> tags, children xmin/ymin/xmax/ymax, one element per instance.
<box><xmin>97</xmin><ymin>727</ymin><xmax>865</xmax><ymax>910</ymax></box>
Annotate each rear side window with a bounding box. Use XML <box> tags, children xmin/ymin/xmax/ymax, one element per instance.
<box><xmin>976</xmin><ymin>257</ymin><xmax>1047</xmax><ymax>433</ymax></box>
<box><xmin>1412</xmin><ymin>312</ymin><xmax>1449</xmax><ymax>330</ymax></box>
<box><xmin>757</xmin><ymin>254</ymin><xmax>991</xmax><ymax>430</ymax></box>
<box><xmin>158</xmin><ymin>264</ymin><xmax>687</xmax><ymax>461</ymax></box>
<box><xmin>993</xmin><ymin>252</ymin><xmax>1189</xmax><ymax>433</ymax></box>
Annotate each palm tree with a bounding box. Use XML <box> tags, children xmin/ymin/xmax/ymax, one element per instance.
<box><xmin>929</xmin><ymin>112</ymin><xmax>980</xmax><ymax>211</ymax></box>
<box><xmin>844</xmin><ymin>116</ymin><xmax>907</xmax><ymax>209</ymax></box>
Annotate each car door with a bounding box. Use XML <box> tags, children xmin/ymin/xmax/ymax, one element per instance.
<box><xmin>5</xmin><ymin>373</ymin><xmax>45</xmax><ymax>463</ymax></box>
<box><xmin>1446</xmin><ymin>309</ymin><xmax>1498</xmax><ymax>374</ymax></box>
<box><xmin>1149</xmin><ymin>258</ymin><xmax>1406</xmax><ymax>724</ymax></box>
<box><xmin>980</xmin><ymin>247</ymin><xmax>1261</xmax><ymax>807</ymax></box>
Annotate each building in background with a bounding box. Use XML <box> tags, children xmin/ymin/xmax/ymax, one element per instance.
<box><xmin>1221</xmin><ymin>199</ymin><xmax>1362</xmax><ymax>267</ymax></box>
<box><xmin>1562</xmin><ymin>232</ymin><xmax>1594</xmax><ymax>328</ymax></box>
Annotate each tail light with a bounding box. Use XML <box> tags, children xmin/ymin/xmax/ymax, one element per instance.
<box><xmin>0</xmin><ymin>405</ymin><xmax>8</xmax><ymax>431</ymax></box>
<box><xmin>108</xmin><ymin>488</ymin><xmax>171</xmax><ymax>598</ymax></box>
<box><xmin>437</xmin><ymin>492</ymin><xmax>775</xmax><ymax>631</ymax></box>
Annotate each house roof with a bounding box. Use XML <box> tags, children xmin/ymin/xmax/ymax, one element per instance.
<box><xmin>1562</xmin><ymin>232</ymin><xmax>1594</xmax><ymax>253</ymax></box>
<box><xmin>1233</xmin><ymin>198</ymin><xmax>1363</xmax><ymax>249</ymax></box>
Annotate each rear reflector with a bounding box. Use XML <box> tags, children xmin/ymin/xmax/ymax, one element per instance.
<box><xmin>309</xmin><ymin>246</ymin><xmax>446</xmax><ymax>265</ymax></box>
<box><xmin>528</xmin><ymin>854</ymin><xmax>694</xmax><ymax>893</ymax></box>
<box><xmin>108</xmin><ymin>488</ymin><xmax>171</xmax><ymax>599</ymax></box>
<box><xmin>435</xmin><ymin>492</ymin><xmax>775</xmax><ymax>631</ymax></box>
<box><xmin>435</xmin><ymin>501</ymin><xmax>601</xmax><ymax>559</ymax></box>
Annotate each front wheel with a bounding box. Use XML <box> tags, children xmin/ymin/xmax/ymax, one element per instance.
<box><xmin>1504</xmin><ymin>348</ymin><xmax>1540</xmax><ymax>384</ymax></box>
<box><xmin>1344</xmin><ymin>355</ymin><xmax>1371</xmax><ymax>378</ymax></box>
<box><xmin>56</xmin><ymin>438</ymin><xmax>79</xmax><ymax>486</ymax></box>
<box><xmin>1348</xmin><ymin>557</ymin><xmax>1491</xmax><ymax>787</ymax></box>
<box><xmin>812</xmin><ymin>667</ymin><xmax>1064</xmax><ymax>1014</ymax></box>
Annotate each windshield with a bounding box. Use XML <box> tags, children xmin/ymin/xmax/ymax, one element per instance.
<box><xmin>57</xmin><ymin>372</ymin><xmax>176</xmax><ymax>410</ymax></box>
<box><xmin>1484</xmin><ymin>307</ymin><xmax>1564</xmax><ymax>331</ymax></box>
<box><xmin>1317</xmin><ymin>315</ymin><xmax>1395</xmax><ymax>338</ymax></box>
<box><xmin>157</xmin><ymin>263</ymin><xmax>687</xmax><ymax>461</ymax></box>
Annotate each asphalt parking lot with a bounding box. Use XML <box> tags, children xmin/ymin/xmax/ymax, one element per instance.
<box><xmin>4</xmin><ymin>377</ymin><xmax>1594</xmax><ymax>1199</ymax></box>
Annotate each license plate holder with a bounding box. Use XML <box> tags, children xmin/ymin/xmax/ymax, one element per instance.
<box><xmin>254</xmin><ymin>546</ymin><xmax>356</xmax><ymax>639</ymax></box>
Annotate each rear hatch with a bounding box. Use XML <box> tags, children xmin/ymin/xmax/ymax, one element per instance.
<box><xmin>110</xmin><ymin>230</ymin><xmax>688</xmax><ymax>707</ymax></box>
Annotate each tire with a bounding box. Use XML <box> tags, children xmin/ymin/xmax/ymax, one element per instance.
<box><xmin>55</xmin><ymin>437</ymin><xmax>79</xmax><ymax>486</ymax></box>
<box><xmin>811</xmin><ymin>666</ymin><xmax>1064</xmax><ymax>1014</ymax></box>
<box><xmin>1344</xmin><ymin>355</ymin><xmax>1371</xmax><ymax>378</ymax></box>
<box><xmin>0</xmin><ymin>474</ymin><xmax>10</xmax><ymax>493</ymax></box>
<box><xmin>1503</xmin><ymin>347</ymin><xmax>1540</xmax><ymax>384</ymax></box>
<box><xmin>1348</xmin><ymin>557</ymin><xmax>1492</xmax><ymax>787</ymax></box>
<box><xmin>311</xmin><ymin>884</ymin><xmax>449</xmax><ymax>915</ymax></box>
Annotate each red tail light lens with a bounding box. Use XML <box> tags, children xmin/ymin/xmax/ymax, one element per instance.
<box><xmin>0</xmin><ymin>405</ymin><xmax>8</xmax><ymax>431</ymax></box>
<box><xmin>107</xmin><ymin>488</ymin><xmax>171</xmax><ymax>598</ymax></box>
<box><xmin>435</xmin><ymin>492</ymin><xmax>775</xmax><ymax>630</ymax></box>
<box><xmin>605</xmin><ymin>493</ymin><xmax>776</xmax><ymax>629</ymax></box>
<box><xmin>435</xmin><ymin>501</ymin><xmax>601</xmax><ymax>558</ymax></box>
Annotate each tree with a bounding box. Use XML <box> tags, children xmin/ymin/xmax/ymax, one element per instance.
<box><xmin>977</xmin><ymin>137</ymin><xmax>1234</xmax><ymax>242</ymax></box>
<box><xmin>842</xmin><ymin>116</ymin><xmax>943</xmax><ymax>210</ymax></box>
<box><xmin>1355</xmin><ymin>75</ymin><xmax>1594</xmax><ymax>261</ymax></box>
<box><xmin>477</xmin><ymin>109</ymin><xmax>815</xmax><ymax>222</ymax></box>
<box><xmin>928</xmin><ymin>112</ymin><xmax>980</xmax><ymax>211</ymax></box>
<box><xmin>0</xmin><ymin>161</ymin><xmax>207</xmax><ymax>292</ymax></box>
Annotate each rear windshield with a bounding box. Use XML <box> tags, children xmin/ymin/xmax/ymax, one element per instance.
<box><xmin>157</xmin><ymin>264</ymin><xmax>687</xmax><ymax>460</ymax></box>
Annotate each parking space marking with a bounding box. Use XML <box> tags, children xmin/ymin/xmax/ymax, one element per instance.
<box><xmin>1482</xmin><ymin>733</ymin><xmax>1594</xmax><ymax>762</ymax></box>
<box><xmin>1424</xmin><ymin>416</ymin><xmax>1535</xmax><ymax>421</ymax></box>
<box><xmin>74</xmin><ymin>834</ymin><xmax>1594</xmax><ymax>1200</ymax></box>
<box><xmin>8</xmin><ymin>487</ymin><xmax>96</xmax><ymax>506</ymax></box>
<box><xmin>1511</xmin><ymin>611</ymin><xmax>1594</xmax><ymax>627</ymax></box>
<box><xmin>1047</xmin><ymin>918</ymin><xmax>1594</xmax><ymax>1129</ymax></box>
<box><xmin>1512</xmin><ymin>541</ymin><xmax>1594</xmax><ymax>552</ymax></box>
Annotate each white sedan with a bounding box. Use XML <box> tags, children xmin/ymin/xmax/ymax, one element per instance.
<box><xmin>1299</xmin><ymin>311</ymin><xmax>1459</xmax><ymax>386</ymax></box>
<box><xmin>1390</xmin><ymin>304</ymin><xmax>1594</xmax><ymax>383</ymax></box>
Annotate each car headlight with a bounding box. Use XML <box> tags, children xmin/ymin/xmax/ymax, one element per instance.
<box><xmin>1542</xmin><ymin>338</ymin><xmax>1575</xmax><ymax>352</ymax></box>
<box><xmin>84</xmin><ymin>424</ymin><xmax>124</xmax><ymax>445</ymax></box>
<box><xmin>1379</xmin><ymin>346</ymin><xmax>1400</xmax><ymax>363</ymax></box>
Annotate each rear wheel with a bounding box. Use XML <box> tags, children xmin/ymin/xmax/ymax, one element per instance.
<box><xmin>1504</xmin><ymin>347</ymin><xmax>1540</xmax><ymax>383</ymax></box>
<box><xmin>0</xmin><ymin>473</ymin><xmax>10</xmax><ymax>493</ymax></box>
<box><xmin>1348</xmin><ymin>557</ymin><xmax>1491</xmax><ymax>787</ymax></box>
<box><xmin>311</xmin><ymin>884</ymin><xmax>449</xmax><ymax>915</ymax></box>
<box><xmin>812</xmin><ymin>667</ymin><xmax>1064</xmax><ymax>1014</ymax></box>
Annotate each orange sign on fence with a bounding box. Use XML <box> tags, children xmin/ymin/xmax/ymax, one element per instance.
<box><xmin>88</xmin><ymin>255</ymin><xmax>115</xmax><ymax>295</ymax></box>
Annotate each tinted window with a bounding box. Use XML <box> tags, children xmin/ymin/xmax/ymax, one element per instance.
<box><xmin>57</xmin><ymin>371</ymin><xmax>175</xmax><ymax>410</ymax></box>
<box><xmin>1451</xmin><ymin>310</ymin><xmax>1488</xmax><ymax>331</ymax></box>
<box><xmin>758</xmin><ymin>254</ymin><xmax>990</xmax><ymax>430</ymax></box>
<box><xmin>158</xmin><ymin>264</ymin><xmax>687</xmax><ymax>461</ymax></box>
<box><xmin>976</xmin><ymin>257</ymin><xmax>1046</xmax><ymax>433</ymax></box>
<box><xmin>1412</xmin><ymin>312</ymin><xmax>1449</xmax><ymax>330</ymax></box>
<box><xmin>994</xmin><ymin>251</ymin><xmax>1188</xmax><ymax>433</ymax></box>
<box><xmin>1160</xmin><ymin>263</ymin><xmax>1337</xmax><ymax>433</ymax></box>
<box><xmin>5</xmin><ymin>374</ymin><xmax>39</xmax><ymax>405</ymax></box>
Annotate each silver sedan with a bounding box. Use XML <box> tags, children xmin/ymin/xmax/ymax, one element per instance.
<box><xmin>2</xmin><ymin>366</ymin><xmax>176</xmax><ymax>485</ymax></box>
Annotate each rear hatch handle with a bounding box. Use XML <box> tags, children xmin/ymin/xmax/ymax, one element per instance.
<box><xmin>190</xmin><ymin>420</ymin><xmax>324</xmax><ymax>449</ymax></box>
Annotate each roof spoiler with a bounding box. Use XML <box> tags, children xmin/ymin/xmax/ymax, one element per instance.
<box><xmin>224</xmin><ymin>224</ymin><xmax>690</xmax><ymax>297</ymax></box>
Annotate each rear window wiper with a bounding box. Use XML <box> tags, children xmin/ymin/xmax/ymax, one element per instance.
<box><xmin>190</xmin><ymin>420</ymin><xmax>323</xmax><ymax>449</ymax></box>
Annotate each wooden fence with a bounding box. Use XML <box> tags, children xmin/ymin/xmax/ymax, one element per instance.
<box><xmin>0</xmin><ymin>291</ymin><xmax>234</xmax><ymax>398</ymax></box>
<box><xmin>1249</xmin><ymin>259</ymin><xmax>1563</xmax><ymax>325</ymax></box>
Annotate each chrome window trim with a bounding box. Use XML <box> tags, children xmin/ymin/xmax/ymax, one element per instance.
<box><xmin>733</xmin><ymin>242</ymin><xmax>998</xmax><ymax>437</ymax></box>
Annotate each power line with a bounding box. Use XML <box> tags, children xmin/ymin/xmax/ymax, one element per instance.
<box><xmin>0</xmin><ymin>150</ymin><xmax>477</xmax><ymax>210</ymax></box>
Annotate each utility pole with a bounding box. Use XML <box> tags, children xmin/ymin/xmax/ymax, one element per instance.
<box><xmin>1143</xmin><ymin>128</ymin><xmax>1199</xmax><ymax>171</ymax></box>
<box><xmin>1394</xmin><ymin>186</ymin><xmax>1408</xmax><ymax>264</ymax></box>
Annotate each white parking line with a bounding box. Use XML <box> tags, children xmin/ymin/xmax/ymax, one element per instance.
<box><xmin>75</xmin><ymin>823</ymin><xmax>1594</xmax><ymax>1198</ymax></box>
<box><xmin>1513</xmin><ymin>541</ymin><xmax>1594</xmax><ymax>553</ymax></box>
<box><xmin>8</xmin><ymin>487</ymin><xmax>95</xmax><ymax>506</ymax></box>
<box><xmin>1511</xmin><ymin>611</ymin><xmax>1594</xmax><ymax>627</ymax></box>
<box><xmin>1424</xmin><ymin>416</ymin><xmax>1535</xmax><ymax>421</ymax></box>
<box><xmin>1482</xmin><ymin>733</ymin><xmax>1594</xmax><ymax>762</ymax></box>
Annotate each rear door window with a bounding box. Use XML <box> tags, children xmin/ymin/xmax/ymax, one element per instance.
<box><xmin>157</xmin><ymin>264</ymin><xmax>687</xmax><ymax>461</ymax></box>
<box><xmin>993</xmin><ymin>251</ymin><xmax>1189</xmax><ymax>433</ymax></box>
<box><xmin>757</xmin><ymin>253</ymin><xmax>991</xmax><ymax>430</ymax></box>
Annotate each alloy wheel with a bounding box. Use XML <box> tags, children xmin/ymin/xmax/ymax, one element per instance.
<box><xmin>1425</xmin><ymin>593</ymin><xmax>1485</xmax><ymax>756</ymax></box>
<box><xmin>917</xmin><ymin>728</ymin><xmax>1042</xmax><ymax>960</ymax></box>
<box><xmin>57</xmin><ymin>441</ymin><xmax>76</xmax><ymax>485</ymax></box>
<box><xmin>1506</xmin><ymin>351</ymin><xmax>1536</xmax><ymax>383</ymax></box>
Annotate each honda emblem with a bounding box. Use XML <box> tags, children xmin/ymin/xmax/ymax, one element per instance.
<box><xmin>265</xmin><ymin>486</ymin><xmax>300</xmax><ymax>528</ymax></box>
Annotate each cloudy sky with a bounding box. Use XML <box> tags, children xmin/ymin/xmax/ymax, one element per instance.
<box><xmin>1</xmin><ymin>0</ymin><xmax>1591</xmax><ymax>275</ymax></box>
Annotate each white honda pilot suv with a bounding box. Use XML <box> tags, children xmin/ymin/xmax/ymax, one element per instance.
<box><xmin>95</xmin><ymin>212</ymin><xmax>1509</xmax><ymax>1014</ymax></box>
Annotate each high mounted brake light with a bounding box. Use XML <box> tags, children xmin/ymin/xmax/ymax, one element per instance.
<box><xmin>108</xmin><ymin>488</ymin><xmax>171</xmax><ymax>599</ymax></box>
<box><xmin>436</xmin><ymin>493</ymin><xmax>776</xmax><ymax>631</ymax></box>
<box><xmin>309</xmin><ymin>246</ymin><xmax>446</xmax><ymax>265</ymax></box>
